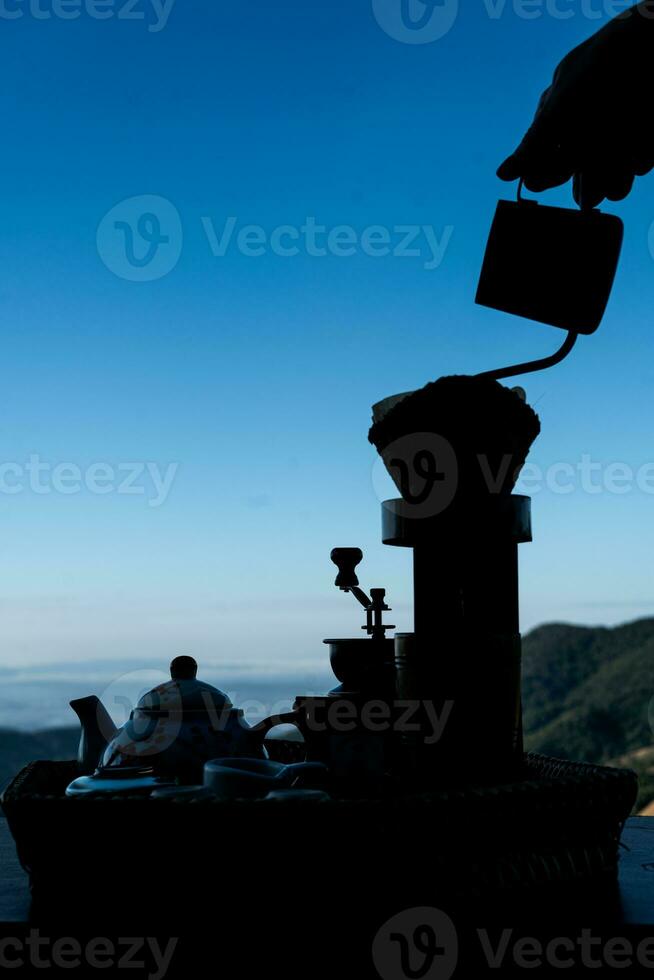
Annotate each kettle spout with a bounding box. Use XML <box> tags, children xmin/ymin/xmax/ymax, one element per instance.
<box><xmin>70</xmin><ymin>696</ymin><xmax>118</xmax><ymax>774</ymax></box>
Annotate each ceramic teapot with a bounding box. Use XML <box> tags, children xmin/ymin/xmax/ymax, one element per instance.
<box><xmin>70</xmin><ymin>656</ymin><xmax>283</xmax><ymax>784</ymax></box>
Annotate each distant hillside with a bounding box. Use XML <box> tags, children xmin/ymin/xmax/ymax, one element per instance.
<box><xmin>522</xmin><ymin>618</ymin><xmax>654</xmax><ymax>810</ymax></box>
<box><xmin>0</xmin><ymin>620</ymin><xmax>652</xmax><ymax>809</ymax></box>
<box><xmin>0</xmin><ymin>727</ymin><xmax>78</xmax><ymax>795</ymax></box>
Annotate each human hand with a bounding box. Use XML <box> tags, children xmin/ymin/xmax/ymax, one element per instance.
<box><xmin>498</xmin><ymin>3</ymin><xmax>654</xmax><ymax>208</ymax></box>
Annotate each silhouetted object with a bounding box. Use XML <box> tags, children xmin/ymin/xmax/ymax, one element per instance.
<box><xmin>324</xmin><ymin>548</ymin><xmax>395</xmax><ymax>697</ymax></box>
<box><xmin>69</xmin><ymin>695</ymin><xmax>117</xmax><ymax>775</ymax></box>
<box><xmin>67</xmin><ymin>756</ymin><xmax>328</xmax><ymax>800</ymax></box>
<box><xmin>3</xmin><ymin>753</ymin><xmax>638</xmax><ymax>946</ymax></box>
<box><xmin>369</xmin><ymin>375</ymin><xmax>540</xmax><ymax>501</ymax></box>
<box><xmin>331</xmin><ymin>547</ymin><xmax>395</xmax><ymax>640</ymax></box>
<box><xmin>284</xmin><ymin>693</ymin><xmax>395</xmax><ymax>797</ymax></box>
<box><xmin>259</xmin><ymin>549</ymin><xmax>399</xmax><ymax>797</ymax></box>
<box><xmin>169</xmin><ymin>654</ymin><xmax>198</xmax><ymax>680</ymax></box>
<box><xmin>201</xmin><ymin>758</ymin><xmax>327</xmax><ymax>800</ymax></box>
<box><xmin>250</xmin><ymin>550</ymin><xmax>401</xmax><ymax>797</ymax></box>
<box><xmin>384</xmin><ymin>495</ymin><xmax>530</xmax><ymax>785</ymax></box>
<box><xmin>369</xmin><ymin>378</ymin><xmax>539</xmax><ymax>786</ymax></box>
<box><xmin>331</xmin><ymin>545</ymin><xmax>363</xmax><ymax>589</ymax></box>
<box><xmin>478</xmin><ymin>327</ymin><xmax>579</xmax><ymax>383</ymax></box>
<box><xmin>65</xmin><ymin>766</ymin><xmax>176</xmax><ymax>797</ymax></box>
<box><xmin>476</xmin><ymin>184</ymin><xmax>623</xmax><ymax>341</ymax></box>
<box><xmin>67</xmin><ymin>659</ymin><xmax>297</xmax><ymax>786</ymax></box>
<box><xmin>497</xmin><ymin>3</ymin><xmax>654</xmax><ymax>209</ymax></box>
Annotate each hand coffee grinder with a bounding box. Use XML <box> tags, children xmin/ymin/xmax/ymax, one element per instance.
<box><xmin>287</xmin><ymin>550</ymin><xmax>398</xmax><ymax>798</ymax></box>
<box><xmin>324</xmin><ymin>547</ymin><xmax>395</xmax><ymax>700</ymax></box>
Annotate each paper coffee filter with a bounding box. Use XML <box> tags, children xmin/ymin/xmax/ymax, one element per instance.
<box><xmin>369</xmin><ymin>375</ymin><xmax>541</xmax><ymax>502</ymax></box>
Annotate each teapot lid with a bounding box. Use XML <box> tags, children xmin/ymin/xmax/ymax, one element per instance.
<box><xmin>136</xmin><ymin>656</ymin><xmax>233</xmax><ymax>715</ymax></box>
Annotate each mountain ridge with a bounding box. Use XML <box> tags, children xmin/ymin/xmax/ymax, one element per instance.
<box><xmin>522</xmin><ymin>617</ymin><xmax>654</xmax><ymax>810</ymax></box>
<box><xmin>0</xmin><ymin>618</ymin><xmax>652</xmax><ymax>809</ymax></box>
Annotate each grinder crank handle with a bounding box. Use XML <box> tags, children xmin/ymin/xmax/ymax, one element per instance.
<box><xmin>330</xmin><ymin>548</ymin><xmax>364</xmax><ymax>590</ymax></box>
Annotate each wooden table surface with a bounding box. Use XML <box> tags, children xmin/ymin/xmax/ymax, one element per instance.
<box><xmin>1</xmin><ymin>816</ymin><xmax>653</xmax><ymax>927</ymax></box>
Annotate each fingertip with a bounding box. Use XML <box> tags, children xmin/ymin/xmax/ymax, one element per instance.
<box><xmin>497</xmin><ymin>158</ymin><xmax>520</xmax><ymax>181</ymax></box>
<box><xmin>573</xmin><ymin>173</ymin><xmax>606</xmax><ymax>211</ymax></box>
<box><xmin>605</xmin><ymin>173</ymin><xmax>634</xmax><ymax>202</ymax></box>
<box><xmin>525</xmin><ymin>172</ymin><xmax>574</xmax><ymax>194</ymax></box>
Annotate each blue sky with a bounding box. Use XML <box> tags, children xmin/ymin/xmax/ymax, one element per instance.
<box><xmin>0</xmin><ymin>0</ymin><xmax>653</xmax><ymax>674</ymax></box>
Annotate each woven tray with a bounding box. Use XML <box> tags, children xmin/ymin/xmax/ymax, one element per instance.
<box><xmin>1</xmin><ymin>752</ymin><xmax>638</xmax><ymax>930</ymax></box>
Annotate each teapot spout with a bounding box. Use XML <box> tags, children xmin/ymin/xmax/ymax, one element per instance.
<box><xmin>70</xmin><ymin>696</ymin><xmax>118</xmax><ymax>774</ymax></box>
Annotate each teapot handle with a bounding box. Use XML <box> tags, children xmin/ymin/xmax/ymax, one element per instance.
<box><xmin>251</xmin><ymin>709</ymin><xmax>307</xmax><ymax>760</ymax></box>
<box><xmin>251</xmin><ymin>709</ymin><xmax>303</xmax><ymax>740</ymax></box>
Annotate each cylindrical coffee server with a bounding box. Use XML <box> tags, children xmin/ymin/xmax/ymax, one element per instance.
<box><xmin>386</xmin><ymin>496</ymin><xmax>529</xmax><ymax>787</ymax></box>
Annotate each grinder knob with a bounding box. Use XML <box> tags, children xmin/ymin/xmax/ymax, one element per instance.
<box><xmin>330</xmin><ymin>548</ymin><xmax>363</xmax><ymax>590</ymax></box>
